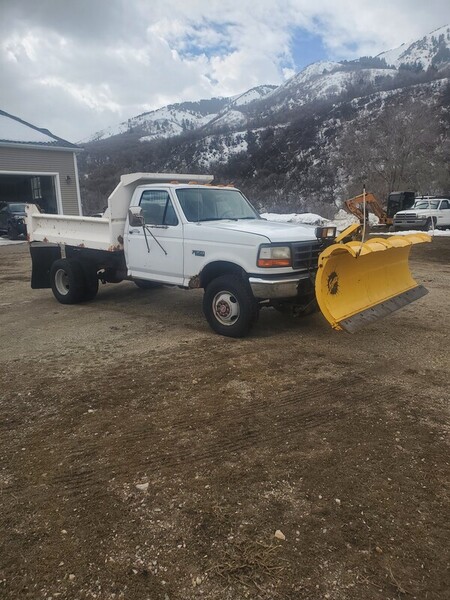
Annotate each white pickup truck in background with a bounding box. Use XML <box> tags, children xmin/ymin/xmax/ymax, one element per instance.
<box><xmin>27</xmin><ymin>173</ymin><xmax>337</xmax><ymax>337</ymax></box>
<box><xmin>393</xmin><ymin>198</ymin><xmax>450</xmax><ymax>231</ymax></box>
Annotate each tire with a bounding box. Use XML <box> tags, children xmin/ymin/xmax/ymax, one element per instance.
<box><xmin>50</xmin><ymin>259</ymin><xmax>86</xmax><ymax>304</ymax></box>
<box><xmin>81</xmin><ymin>263</ymin><xmax>99</xmax><ymax>302</ymax></box>
<box><xmin>424</xmin><ymin>217</ymin><xmax>437</xmax><ymax>231</ymax></box>
<box><xmin>203</xmin><ymin>275</ymin><xmax>258</xmax><ymax>338</ymax></box>
<box><xmin>7</xmin><ymin>224</ymin><xmax>19</xmax><ymax>240</ymax></box>
<box><xmin>134</xmin><ymin>279</ymin><xmax>162</xmax><ymax>290</ymax></box>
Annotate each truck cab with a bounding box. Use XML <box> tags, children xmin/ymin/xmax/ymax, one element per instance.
<box><xmin>124</xmin><ymin>183</ymin><xmax>327</xmax><ymax>286</ymax></box>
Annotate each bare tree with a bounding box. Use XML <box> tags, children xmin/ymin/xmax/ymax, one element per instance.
<box><xmin>335</xmin><ymin>99</ymin><xmax>448</xmax><ymax>201</ymax></box>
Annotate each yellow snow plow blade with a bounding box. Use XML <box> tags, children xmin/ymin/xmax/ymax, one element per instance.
<box><xmin>315</xmin><ymin>233</ymin><xmax>431</xmax><ymax>332</ymax></box>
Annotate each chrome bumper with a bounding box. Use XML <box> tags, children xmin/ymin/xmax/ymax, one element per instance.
<box><xmin>394</xmin><ymin>219</ymin><xmax>426</xmax><ymax>229</ymax></box>
<box><xmin>249</xmin><ymin>273</ymin><xmax>310</xmax><ymax>299</ymax></box>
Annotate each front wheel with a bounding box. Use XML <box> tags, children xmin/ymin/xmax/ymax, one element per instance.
<box><xmin>50</xmin><ymin>259</ymin><xmax>85</xmax><ymax>304</ymax></box>
<box><xmin>203</xmin><ymin>275</ymin><xmax>258</xmax><ymax>338</ymax></box>
<box><xmin>424</xmin><ymin>217</ymin><xmax>437</xmax><ymax>231</ymax></box>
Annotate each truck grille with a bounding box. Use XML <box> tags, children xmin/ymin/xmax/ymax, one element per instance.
<box><xmin>395</xmin><ymin>213</ymin><xmax>417</xmax><ymax>222</ymax></box>
<box><xmin>291</xmin><ymin>241</ymin><xmax>322</xmax><ymax>270</ymax></box>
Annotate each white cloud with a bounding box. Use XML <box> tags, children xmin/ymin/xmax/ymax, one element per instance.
<box><xmin>0</xmin><ymin>0</ymin><xmax>448</xmax><ymax>141</ymax></box>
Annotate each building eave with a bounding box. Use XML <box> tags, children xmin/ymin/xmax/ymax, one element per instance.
<box><xmin>0</xmin><ymin>141</ymin><xmax>83</xmax><ymax>152</ymax></box>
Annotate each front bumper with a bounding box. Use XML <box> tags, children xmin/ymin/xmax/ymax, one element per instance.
<box><xmin>394</xmin><ymin>218</ymin><xmax>426</xmax><ymax>230</ymax></box>
<box><xmin>12</xmin><ymin>219</ymin><xmax>27</xmax><ymax>234</ymax></box>
<box><xmin>249</xmin><ymin>272</ymin><xmax>311</xmax><ymax>299</ymax></box>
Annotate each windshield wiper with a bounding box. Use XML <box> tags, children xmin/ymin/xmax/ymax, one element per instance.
<box><xmin>197</xmin><ymin>217</ymin><xmax>238</xmax><ymax>221</ymax></box>
<box><xmin>195</xmin><ymin>216</ymin><xmax>258</xmax><ymax>222</ymax></box>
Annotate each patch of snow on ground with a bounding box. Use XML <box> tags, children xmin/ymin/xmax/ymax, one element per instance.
<box><xmin>0</xmin><ymin>236</ymin><xmax>26</xmax><ymax>246</ymax></box>
<box><xmin>331</xmin><ymin>208</ymin><xmax>379</xmax><ymax>231</ymax></box>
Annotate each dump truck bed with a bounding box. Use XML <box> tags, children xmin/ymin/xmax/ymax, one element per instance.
<box><xmin>26</xmin><ymin>207</ymin><xmax>119</xmax><ymax>251</ymax></box>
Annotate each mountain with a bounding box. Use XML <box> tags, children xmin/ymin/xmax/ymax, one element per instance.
<box><xmin>377</xmin><ymin>24</ymin><xmax>450</xmax><ymax>69</ymax></box>
<box><xmin>79</xmin><ymin>26</ymin><xmax>450</xmax><ymax>215</ymax></box>
<box><xmin>84</xmin><ymin>85</ymin><xmax>276</xmax><ymax>143</ymax></box>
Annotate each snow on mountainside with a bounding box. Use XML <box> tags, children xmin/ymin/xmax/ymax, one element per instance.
<box><xmin>85</xmin><ymin>86</ymin><xmax>276</xmax><ymax>143</ymax></box>
<box><xmin>207</xmin><ymin>110</ymin><xmax>248</xmax><ymax>132</ymax></box>
<box><xmin>267</xmin><ymin>66</ymin><xmax>397</xmax><ymax>111</ymax></box>
<box><xmin>278</xmin><ymin>61</ymin><xmax>343</xmax><ymax>90</ymax></box>
<box><xmin>201</xmin><ymin>85</ymin><xmax>277</xmax><ymax>132</ymax></box>
<box><xmin>230</xmin><ymin>85</ymin><xmax>277</xmax><ymax>107</ymax></box>
<box><xmin>378</xmin><ymin>24</ymin><xmax>450</xmax><ymax>69</ymax></box>
<box><xmin>193</xmin><ymin>132</ymin><xmax>249</xmax><ymax>169</ymax></box>
<box><xmin>86</xmin><ymin>104</ymin><xmax>222</xmax><ymax>143</ymax></box>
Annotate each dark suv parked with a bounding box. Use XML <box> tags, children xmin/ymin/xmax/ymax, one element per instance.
<box><xmin>0</xmin><ymin>202</ymin><xmax>27</xmax><ymax>239</ymax></box>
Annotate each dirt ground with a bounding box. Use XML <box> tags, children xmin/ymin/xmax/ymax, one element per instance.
<box><xmin>0</xmin><ymin>240</ymin><xmax>449</xmax><ymax>600</ymax></box>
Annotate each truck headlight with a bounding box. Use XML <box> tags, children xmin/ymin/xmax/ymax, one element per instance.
<box><xmin>257</xmin><ymin>245</ymin><xmax>292</xmax><ymax>268</ymax></box>
<box><xmin>315</xmin><ymin>226</ymin><xmax>336</xmax><ymax>239</ymax></box>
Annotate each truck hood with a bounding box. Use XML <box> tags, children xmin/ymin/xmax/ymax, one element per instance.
<box><xmin>197</xmin><ymin>218</ymin><xmax>318</xmax><ymax>242</ymax></box>
<box><xmin>396</xmin><ymin>208</ymin><xmax>429</xmax><ymax>215</ymax></box>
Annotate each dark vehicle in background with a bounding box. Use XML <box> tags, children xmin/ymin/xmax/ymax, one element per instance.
<box><xmin>0</xmin><ymin>202</ymin><xmax>27</xmax><ymax>239</ymax></box>
<box><xmin>386</xmin><ymin>191</ymin><xmax>416</xmax><ymax>218</ymax></box>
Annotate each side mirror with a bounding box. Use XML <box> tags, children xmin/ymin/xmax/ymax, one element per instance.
<box><xmin>128</xmin><ymin>206</ymin><xmax>144</xmax><ymax>227</ymax></box>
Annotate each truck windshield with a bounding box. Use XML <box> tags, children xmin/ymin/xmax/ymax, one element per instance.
<box><xmin>414</xmin><ymin>200</ymin><xmax>439</xmax><ymax>209</ymax></box>
<box><xmin>176</xmin><ymin>188</ymin><xmax>260</xmax><ymax>222</ymax></box>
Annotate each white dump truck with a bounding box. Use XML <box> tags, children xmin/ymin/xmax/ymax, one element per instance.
<box><xmin>26</xmin><ymin>173</ymin><xmax>430</xmax><ymax>337</ymax></box>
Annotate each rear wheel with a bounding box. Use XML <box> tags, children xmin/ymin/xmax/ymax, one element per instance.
<box><xmin>50</xmin><ymin>258</ymin><xmax>85</xmax><ymax>304</ymax></box>
<box><xmin>203</xmin><ymin>275</ymin><xmax>258</xmax><ymax>338</ymax></box>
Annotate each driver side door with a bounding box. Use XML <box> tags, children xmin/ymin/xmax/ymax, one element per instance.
<box><xmin>125</xmin><ymin>189</ymin><xmax>184</xmax><ymax>284</ymax></box>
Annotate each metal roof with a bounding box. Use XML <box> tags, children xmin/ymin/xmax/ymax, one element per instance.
<box><xmin>0</xmin><ymin>109</ymin><xmax>80</xmax><ymax>150</ymax></box>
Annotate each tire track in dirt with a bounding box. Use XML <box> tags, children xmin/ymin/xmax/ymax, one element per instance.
<box><xmin>1</xmin><ymin>375</ymin><xmax>386</xmax><ymax>502</ymax></box>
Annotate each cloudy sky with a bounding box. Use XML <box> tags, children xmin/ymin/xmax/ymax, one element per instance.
<box><xmin>1</xmin><ymin>0</ymin><xmax>448</xmax><ymax>142</ymax></box>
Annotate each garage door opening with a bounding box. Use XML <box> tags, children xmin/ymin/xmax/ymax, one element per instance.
<box><xmin>0</xmin><ymin>174</ymin><xmax>58</xmax><ymax>214</ymax></box>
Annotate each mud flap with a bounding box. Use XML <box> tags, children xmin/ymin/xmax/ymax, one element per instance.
<box><xmin>315</xmin><ymin>233</ymin><xmax>431</xmax><ymax>332</ymax></box>
<box><xmin>30</xmin><ymin>243</ymin><xmax>61</xmax><ymax>289</ymax></box>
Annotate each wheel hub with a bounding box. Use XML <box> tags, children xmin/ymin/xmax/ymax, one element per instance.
<box><xmin>55</xmin><ymin>269</ymin><xmax>70</xmax><ymax>295</ymax></box>
<box><xmin>213</xmin><ymin>291</ymin><xmax>240</xmax><ymax>326</ymax></box>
